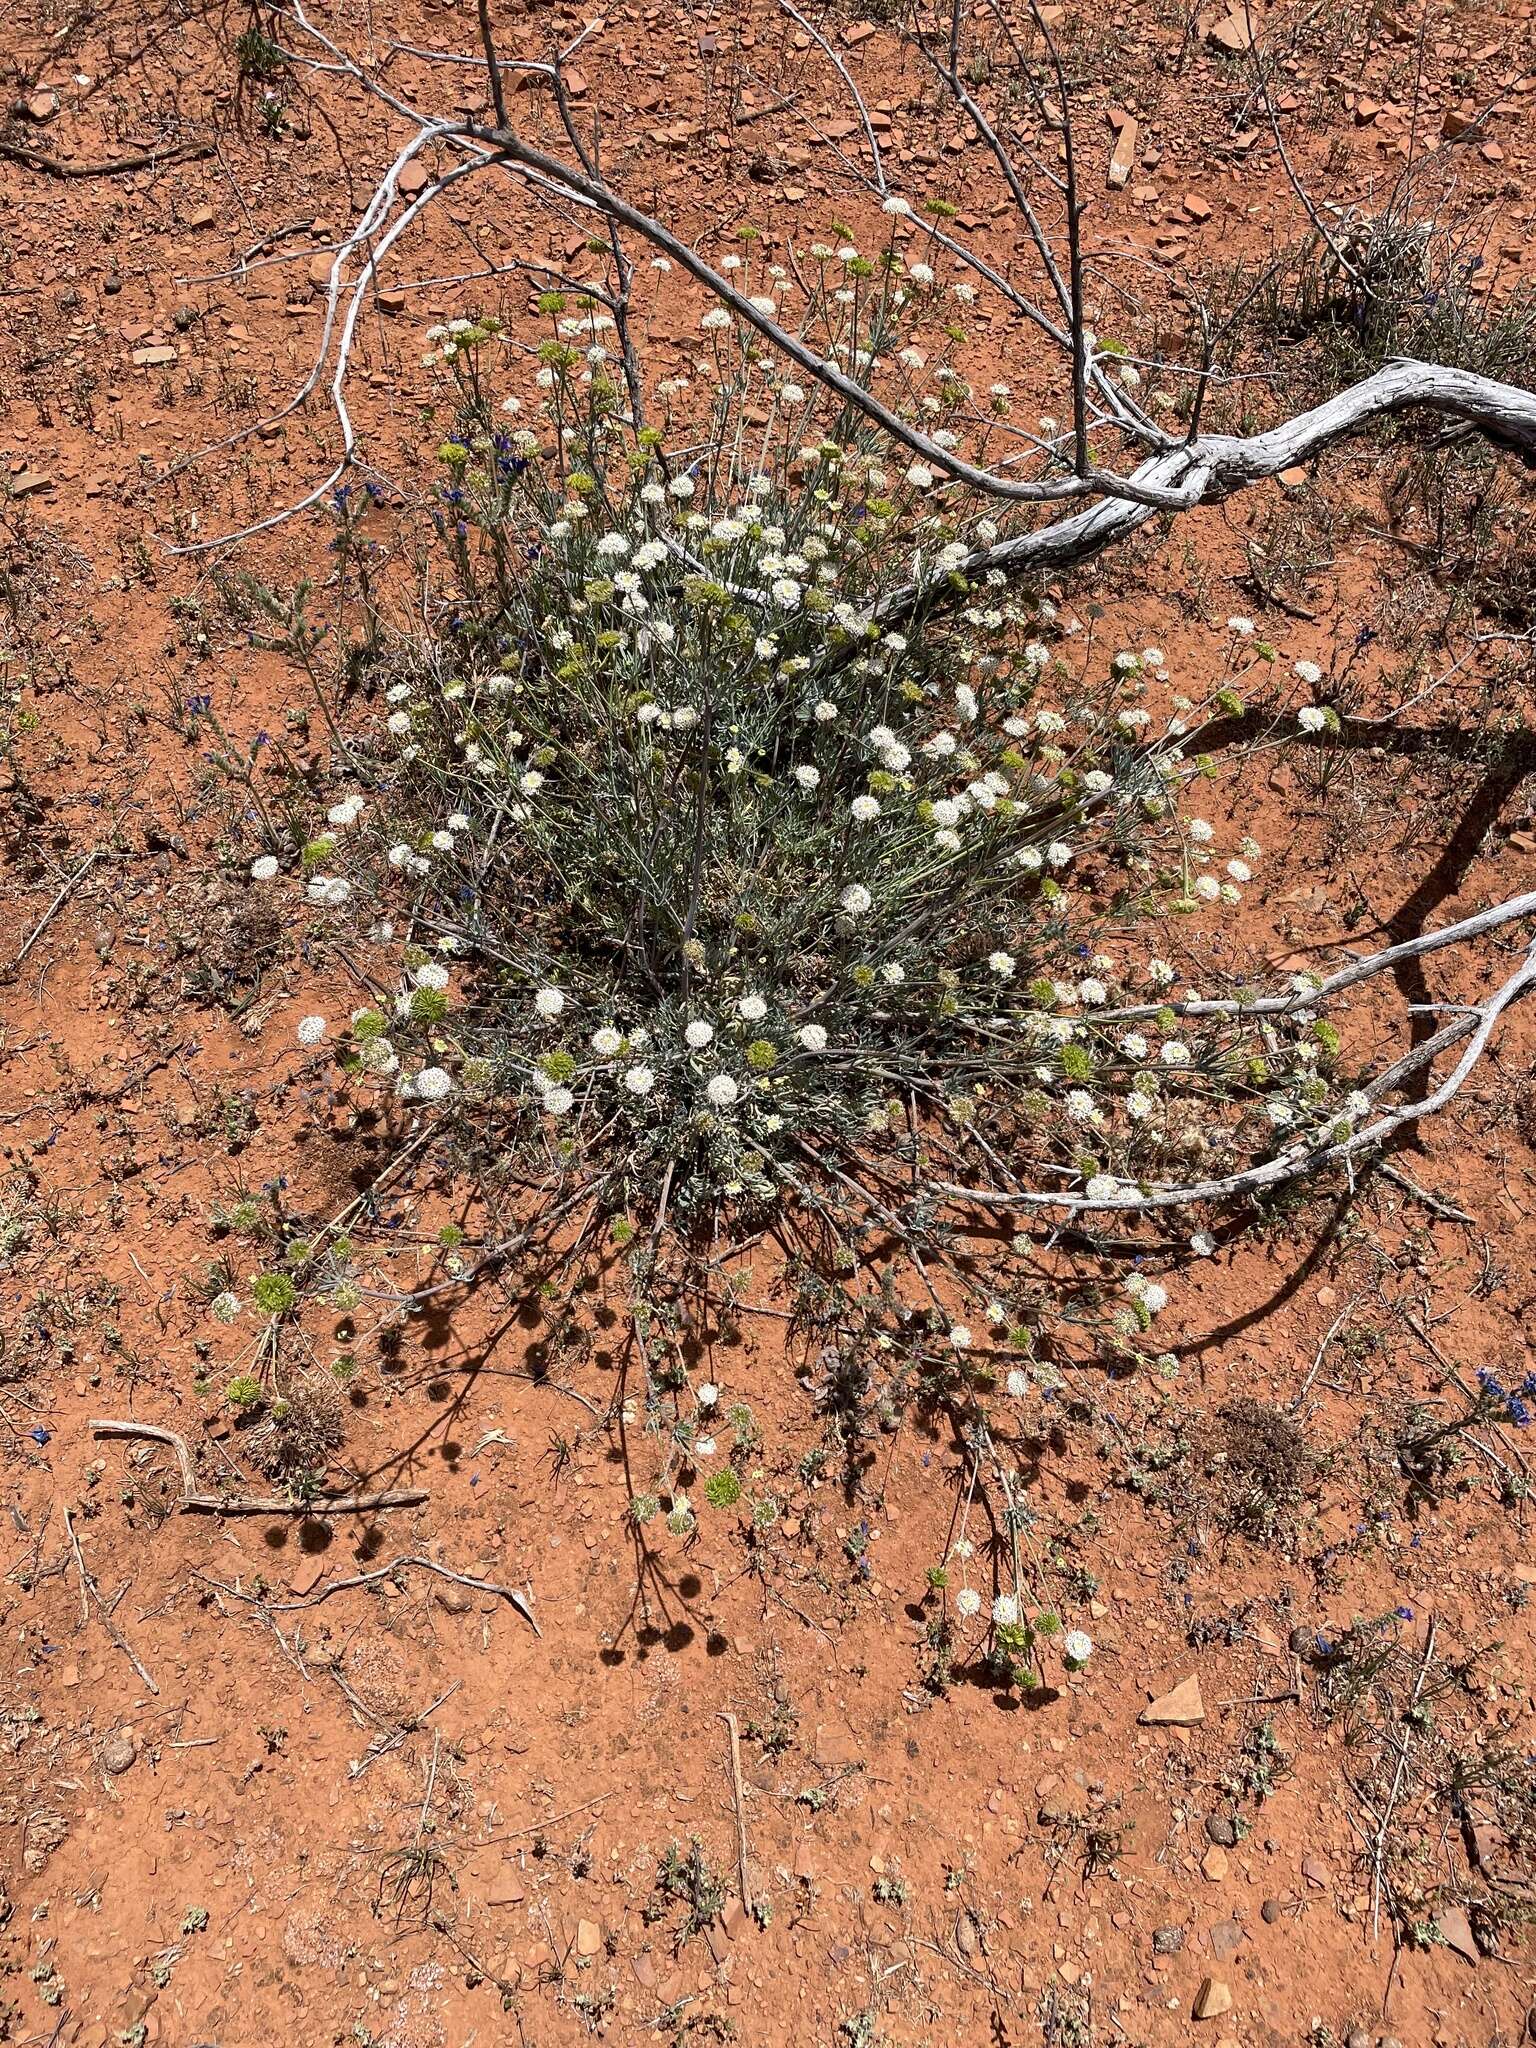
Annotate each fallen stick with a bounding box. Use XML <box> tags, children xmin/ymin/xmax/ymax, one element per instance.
<box><xmin>63</xmin><ymin>1506</ymin><xmax>90</xmax><ymax>1627</ymax></box>
<box><xmin>63</xmin><ymin>1505</ymin><xmax>160</xmax><ymax>1696</ymax></box>
<box><xmin>718</xmin><ymin>1710</ymin><xmax>753</xmax><ymax>1915</ymax></box>
<box><xmin>481</xmin><ymin>1792</ymin><xmax>613</xmax><ymax>1847</ymax></box>
<box><xmin>1370</xmin><ymin>1616</ymin><xmax>1438</xmax><ymax>1943</ymax></box>
<box><xmin>90</xmin><ymin>1419</ymin><xmax>428</xmax><ymax>1516</ymax></box>
<box><xmin>11</xmin><ymin>849</ymin><xmax>103</xmax><ymax>970</ymax></box>
<box><xmin>1375</xmin><ymin>1161</ymin><xmax>1476</xmax><ymax>1226</ymax></box>
<box><xmin>197</xmin><ymin>1552</ymin><xmax>539</xmax><ymax>1634</ymax></box>
<box><xmin>0</xmin><ymin>138</ymin><xmax>213</xmax><ymax>179</ymax></box>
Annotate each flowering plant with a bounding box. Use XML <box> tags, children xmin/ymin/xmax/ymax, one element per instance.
<box><xmin>225</xmin><ymin>230</ymin><xmax>1437</xmax><ymax>1645</ymax></box>
<box><xmin>277</xmin><ymin>272</ymin><xmax>1367</xmax><ymax>1278</ymax></box>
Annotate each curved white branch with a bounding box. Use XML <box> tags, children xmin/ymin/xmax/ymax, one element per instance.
<box><xmin>877</xmin><ymin>357</ymin><xmax>1536</xmax><ymax>621</ymax></box>
<box><xmin>1091</xmin><ymin>888</ymin><xmax>1536</xmax><ymax>1026</ymax></box>
<box><xmin>167</xmin><ymin>149</ymin><xmax>488</xmax><ymax>550</ymax></box>
<box><xmin>172</xmin><ymin>18</ymin><xmax>1536</xmax><ymax>577</ymax></box>
<box><xmin>935</xmin><ymin>932</ymin><xmax>1536</xmax><ymax>1216</ymax></box>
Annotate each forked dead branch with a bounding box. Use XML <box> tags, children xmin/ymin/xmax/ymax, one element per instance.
<box><xmin>158</xmin><ymin>0</ymin><xmax>1536</xmax><ymax>1252</ymax></box>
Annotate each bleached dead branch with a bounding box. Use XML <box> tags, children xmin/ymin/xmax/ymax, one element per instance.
<box><xmin>163</xmin><ymin>1</ymin><xmax>1536</xmax><ymax>1232</ymax></box>
<box><xmin>167</xmin><ymin>2</ymin><xmax>1536</xmax><ymax>561</ymax></box>
<box><xmin>935</xmin><ymin>927</ymin><xmax>1536</xmax><ymax>1216</ymax></box>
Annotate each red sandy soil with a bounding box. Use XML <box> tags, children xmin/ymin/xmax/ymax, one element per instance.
<box><xmin>2</xmin><ymin>0</ymin><xmax>1535</xmax><ymax>2042</ymax></box>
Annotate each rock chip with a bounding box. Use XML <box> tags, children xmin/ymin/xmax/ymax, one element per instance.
<box><xmin>1205</xmin><ymin>5</ymin><xmax>1259</xmax><ymax>51</ymax></box>
<box><xmin>101</xmin><ymin>1729</ymin><xmax>137</xmax><ymax>1775</ymax></box>
<box><xmin>1435</xmin><ymin>1903</ymin><xmax>1479</xmax><ymax>1964</ymax></box>
<box><xmin>1108</xmin><ymin>117</ymin><xmax>1139</xmax><ymax>188</ymax></box>
<box><xmin>1209</xmin><ymin>1919</ymin><xmax>1243</xmax><ymax>1961</ymax></box>
<box><xmin>487</xmin><ymin>1866</ymin><xmax>524</xmax><ymax>1906</ymax></box>
<box><xmin>1194</xmin><ymin>1977</ymin><xmax>1233</xmax><ymax>2019</ymax></box>
<box><xmin>1141</xmin><ymin>1674</ymin><xmax>1204</xmax><ymax>1725</ymax></box>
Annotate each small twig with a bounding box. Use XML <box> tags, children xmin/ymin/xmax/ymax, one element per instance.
<box><xmin>718</xmin><ymin>1710</ymin><xmax>753</xmax><ymax>1915</ymax></box>
<box><xmin>1370</xmin><ymin>1616</ymin><xmax>1438</xmax><ymax>1943</ymax></box>
<box><xmin>1376</xmin><ymin>1161</ymin><xmax>1475</xmax><ymax>1226</ymax></box>
<box><xmin>195</xmin><ymin>1551</ymin><xmax>538</xmax><ymax>1633</ymax></box>
<box><xmin>62</xmin><ymin>1506</ymin><xmax>160</xmax><ymax>1696</ymax></box>
<box><xmin>91</xmin><ymin>1419</ymin><xmax>428</xmax><ymax>1516</ymax></box>
<box><xmin>480</xmin><ymin>1792</ymin><xmax>613</xmax><ymax>1845</ymax></box>
<box><xmin>11</xmin><ymin>850</ymin><xmax>103</xmax><ymax>970</ymax></box>
<box><xmin>0</xmin><ymin>138</ymin><xmax>212</xmax><ymax>179</ymax></box>
<box><xmin>1291</xmin><ymin>1296</ymin><xmax>1359</xmax><ymax>1413</ymax></box>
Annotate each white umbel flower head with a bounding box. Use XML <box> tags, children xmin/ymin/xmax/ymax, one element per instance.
<box><xmin>413</xmin><ymin>1066</ymin><xmax>453</xmax><ymax>1102</ymax></box>
<box><xmin>296</xmin><ymin>1015</ymin><xmax>327</xmax><ymax>1047</ymax></box>
<box><xmin>798</xmin><ymin>1023</ymin><xmax>828</xmax><ymax>1053</ymax></box>
<box><xmin>250</xmin><ymin>855</ymin><xmax>280</xmax><ymax>881</ymax></box>
<box><xmin>706</xmin><ymin>1073</ymin><xmax>739</xmax><ymax>1108</ymax></box>
<box><xmin>623</xmin><ymin>1065</ymin><xmax>656</xmax><ymax>1096</ymax></box>
<box><xmin>684</xmin><ymin>1020</ymin><xmax>715</xmax><ymax>1049</ymax></box>
<box><xmin>1063</xmin><ymin>1629</ymin><xmax>1093</xmax><ymax>1665</ymax></box>
<box><xmin>955</xmin><ymin>1587</ymin><xmax>982</xmax><ymax>1617</ymax></box>
<box><xmin>534</xmin><ymin>986</ymin><xmax>566</xmax><ymax>1020</ymax></box>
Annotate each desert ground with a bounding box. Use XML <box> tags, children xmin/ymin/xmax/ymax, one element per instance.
<box><xmin>2</xmin><ymin>0</ymin><xmax>1535</xmax><ymax>2042</ymax></box>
